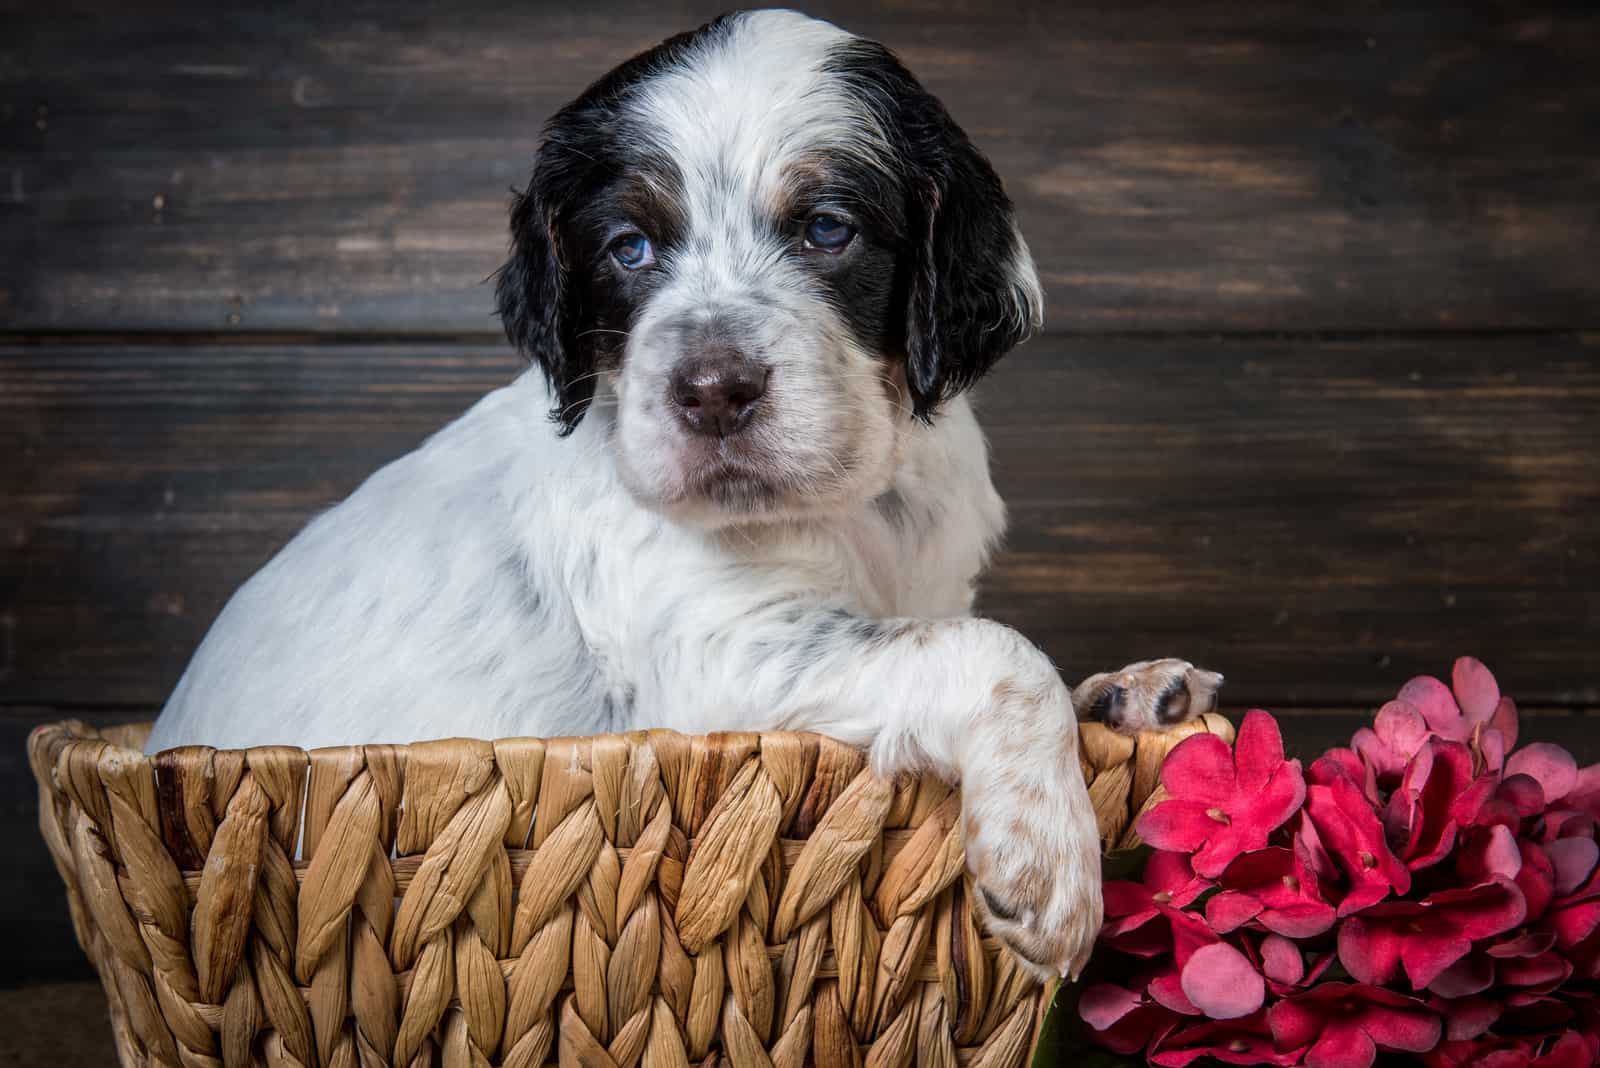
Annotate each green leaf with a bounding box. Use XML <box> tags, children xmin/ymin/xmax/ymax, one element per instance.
<box><xmin>1102</xmin><ymin>845</ymin><xmax>1153</xmax><ymax>882</ymax></box>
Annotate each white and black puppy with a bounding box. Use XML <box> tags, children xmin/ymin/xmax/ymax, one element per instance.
<box><xmin>149</xmin><ymin>10</ymin><xmax>1221</xmax><ymax>979</ymax></box>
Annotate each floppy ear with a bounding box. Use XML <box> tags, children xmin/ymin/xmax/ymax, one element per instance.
<box><xmin>497</xmin><ymin>23</ymin><xmax>723</xmax><ymax>432</ymax></box>
<box><xmin>903</xmin><ymin>123</ymin><xmax>1044</xmax><ymax>419</ymax></box>
<box><xmin>496</xmin><ymin>154</ymin><xmax>594</xmax><ymax>433</ymax></box>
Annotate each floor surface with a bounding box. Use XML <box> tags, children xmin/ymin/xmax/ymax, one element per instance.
<box><xmin>0</xmin><ymin>982</ymin><xmax>117</xmax><ymax>1065</ymax></box>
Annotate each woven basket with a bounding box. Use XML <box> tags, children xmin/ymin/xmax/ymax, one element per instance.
<box><xmin>29</xmin><ymin>712</ymin><xmax>1234</xmax><ymax>1068</ymax></box>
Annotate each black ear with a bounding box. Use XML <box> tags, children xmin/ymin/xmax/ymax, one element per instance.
<box><xmin>903</xmin><ymin>142</ymin><xmax>1042</xmax><ymax>419</ymax></box>
<box><xmin>833</xmin><ymin>42</ymin><xmax>1043</xmax><ymax>419</ymax></box>
<box><xmin>496</xmin><ymin>21</ymin><xmax>727</xmax><ymax>432</ymax></box>
<box><xmin>496</xmin><ymin>170</ymin><xmax>592</xmax><ymax>433</ymax></box>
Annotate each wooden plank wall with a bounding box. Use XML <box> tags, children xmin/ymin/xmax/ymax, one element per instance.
<box><xmin>3</xmin><ymin>1</ymin><xmax>1597</xmax><ymax>984</ymax></box>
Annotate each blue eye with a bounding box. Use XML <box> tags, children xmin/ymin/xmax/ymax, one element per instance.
<box><xmin>611</xmin><ymin>232</ymin><xmax>655</xmax><ymax>270</ymax></box>
<box><xmin>804</xmin><ymin>214</ymin><xmax>855</xmax><ymax>252</ymax></box>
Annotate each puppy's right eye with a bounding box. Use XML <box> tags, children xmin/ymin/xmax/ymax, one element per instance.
<box><xmin>610</xmin><ymin>232</ymin><xmax>655</xmax><ymax>270</ymax></box>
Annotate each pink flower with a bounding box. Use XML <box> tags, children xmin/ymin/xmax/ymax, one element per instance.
<box><xmin>1518</xmin><ymin>838</ymin><xmax>1559</xmax><ymax>923</ymax></box>
<box><xmin>1151</xmin><ymin>1012</ymin><xmax>1304</xmax><ymax>1067</ymax></box>
<box><xmin>1454</xmin><ymin>823</ymin><xmax>1523</xmax><ymax>887</ymax></box>
<box><xmin>1101</xmin><ymin>850</ymin><xmax>1210</xmax><ymax>958</ymax></box>
<box><xmin>1139</xmin><ymin>710</ymin><xmax>1307</xmax><ymax>878</ymax></box>
<box><xmin>1244</xmin><ymin>932</ymin><xmax>1337</xmax><ymax>997</ymax></box>
<box><xmin>1384</xmin><ymin>738</ymin><xmax>1476</xmax><ymax>872</ymax></box>
<box><xmin>1506</xmin><ymin>744</ymin><xmax>1580</xmax><ymax>806</ymax></box>
<box><xmin>1429</xmin><ymin>931</ymin><xmax>1571</xmax><ymax>1002</ymax></box>
<box><xmin>1206</xmin><ymin>847</ymin><xmax>1337</xmax><ymax>938</ymax></box>
<box><xmin>1352</xmin><ymin>699</ymin><xmax>1430</xmax><ymax>784</ymax></box>
<box><xmin>1425</xmin><ymin>1031</ymin><xmax>1597</xmax><ymax>1068</ymax></box>
<box><xmin>1268</xmin><ymin>983</ymin><xmax>1442</xmax><ymax>1068</ymax></box>
<box><xmin>1079</xmin><ymin>981</ymin><xmax>1180</xmax><ymax>1055</ymax></box>
<box><xmin>1083</xmin><ymin>659</ymin><xmax>1597</xmax><ymax>1067</ymax></box>
<box><xmin>1337</xmin><ymin>879</ymin><xmax>1528</xmax><ymax>989</ymax></box>
<box><xmin>1567</xmin><ymin>764</ymin><xmax>1600</xmax><ymax>820</ymax></box>
<box><xmin>1395</xmin><ymin>657</ymin><xmax>1519</xmax><ymax>772</ymax></box>
<box><xmin>1304</xmin><ymin>773</ymin><xmax>1411</xmax><ymax>915</ymax></box>
<box><xmin>1147</xmin><ymin>907</ymin><xmax>1228</xmax><ymax>1015</ymax></box>
<box><xmin>1180</xmin><ymin>942</ymin><xmax>1266</xmax><ymax>1020</ymax></box>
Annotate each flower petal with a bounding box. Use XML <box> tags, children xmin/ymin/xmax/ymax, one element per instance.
<box><xmin>1220</xmin><ymin>847</ymin><xmax>1294</xmax><ymax>888</ymax></box>
<box><xmin>1551</xmin><ymin>899</ymin><xmax>1600</xmax><ymax>952</ymax></box>
<box><xmin>1205</xmin><ymin>890</ymin><xmax>1264</xmax><ymax>934</ymax></box>
<box><xmin>1457</xmin><ymin>823</ymin><xmax>1523</xmax><ymax>885</ymax></box>
<box><xmin>1549</xmin><ymin>836</ymin><xmax>1600</xmax><ymax>898</ymax></box>
<box><xmin>1499</xmin><ymin>774</ymin><xmax>1548</xmax><ymax>817</ymax></box>
<box><xmin>1506</xmin><ymin>743</ymin><xmax>1579</xmax><ymax>805</ymax></box>
<box><xmin>1235</xmin><ymin>709</ymin><xmax>1289</xmax><ymax>794</ymax></box>
<box><xmin>1181</xmin><ymin>942</ymin><xmax>1265</xmax><ymax>1020</ymax></box>
<box><xmin>1261</xmin><ymin>934</ymin><xmax>1305</xmax><ymax>985</ymax></box>
<box><xmin>1437</xmin><ymin>995</ymin><xmax>1501</xmax><ymax>1041</ymax></box>
<box><xmin>1080</xmin><ymin>982</ymin><xmax>1143</xmax><ymax>1031</ymax></box>
<box><xmin>1267</xmin><ymin>995</ymin><xmax>1321</xmax><ymax>1052</ymax></box>
<box><xmin>1339</xmin><ymin>916</ymin><xmax>1405</xmax><ymax>985</ymax></box>
<box><xmin>1375</xmin><ymin>700</ymin><xmax>1429</xmax><ymax>757</ymax></box>
<box><xmin>1167</xmin><ymin>904</ymin><xmax>1221</xmax><ymax>966</ymax></box>
<box><xmin>1307</xmin><ymin>1024</ymin><xmax>1377</xmax><ymax>1068</ymax></box>
<box><xmin>1518</xmin><ymin>840</ymin><xmax>1557</xmax><ymax>923</ymax></box>
<box><xmin>1150</xmin><ymin>970</ymin><xmax>1201</xmax><ymax>1015</ymax></box>
<box><xmin>1434</xmin><ymin>878</ymin><xmax>1529</xmax><ymax>942</ymax></box>
<box><xmin>1260</xmin><ymin>901</ymin><xmax>1338</xmax><ymax>939</ymax></box>
<box><xmin>1428</xmin><ymin>953</ymin><xmax>1494</xmax><ymax>998</ymax></box>
<box><xmin>1139</xmin><ymin>799</ymin><xmax>1222</xmax><ymax>854</ymax></box>
<box><xmin>1353</xmin><ymin>998</ymin><xmax>1442</xmax><ymax>1053</ymax></box>
<box><xmin>1401</xmin><ymin>928</ymin><xmax>1473</xmax><ymax>990</ymax></box>
<box><xmin>1452</xmin><ymin>657</ymin><xmax>1501</xmax><ymax>727</ymax></box>
<box><xmin>1162</xmin><ymin>732</ymin><xmax>1238</xmax><ymax>801</ymax></box>
<box><xmin>1145</xmin><ymin>850</ymin><xmax>1203</xmax><ymax>897</ymax></box>
<box><xmin>1104</xmin><ymin>880</ymin><xmax>1154</xmax><ymax>918</ymax></box>
<box><xmin>1490</xmin><ymin>696</ymin><xmax>1521</xmax><ymax>752</ymax></box>
<box><xmin>1399</xmin><ymin>674</ymin><xmax>1466</xmax><ymax>741</ymax></box>
<box><xmin>1250</xmin><ymin>762</ymin><xmax>1310</xmax><ymax>839</ymax></box>
<box><xmin>1531</xmin><ymin>1031</ymin><xmax>1595</xmax><ymax>1068</ymax></box>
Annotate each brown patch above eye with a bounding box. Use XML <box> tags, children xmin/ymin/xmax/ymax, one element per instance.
<box><xmin>612</xmin><ymin>172</ymin><xmax>686</xmax><ymax>247</ymax></box>
<box><xmin>765</xmin><ymin>157</ymin><xmax>832</xmax><ymax>223</ymax></box>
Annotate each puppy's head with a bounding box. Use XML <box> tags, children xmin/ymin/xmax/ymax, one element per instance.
<box><xmin>498</xmin><ymin>10</ymin><xmax>1041</xmax><ymax>526</ymax></box>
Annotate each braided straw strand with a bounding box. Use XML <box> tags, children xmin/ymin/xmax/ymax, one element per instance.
<box><xmin>29</xmin><ymin>716</ymin><xmax>1231</xmax><ymax>1066</ymax></box>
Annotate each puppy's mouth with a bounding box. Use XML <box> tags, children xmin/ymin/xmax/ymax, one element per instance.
<box><xmin>683</xmin><ymin>460</ymin><xmax>780</xmax><ymax>510</ymax></box>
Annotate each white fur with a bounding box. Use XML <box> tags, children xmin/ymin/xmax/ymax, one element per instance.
<box><xmin>149</xmin><ymin>372</ymin><xmax>1003</xmax><ymax>751</ymax></box>
<box><xmin>616</xmin><ymin>12</ymin><xmax>904</xmax><ymax>525</ymax></box>
<box><xmin>149</xmin><ymin>10</ymin><xmax>1103</xmax><ymax>980</ymax></box>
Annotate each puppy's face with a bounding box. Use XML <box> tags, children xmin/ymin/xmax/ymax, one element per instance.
<box><xmin>498</xmin><ymin>11</ymin><xmax>1041</xmax><ymax>527</ymax></box>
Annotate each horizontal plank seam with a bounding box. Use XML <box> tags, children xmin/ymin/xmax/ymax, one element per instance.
<box><xmin>2</xmin><ymin>326</ymin><xmax>1596</xmax><ymax>348</ymax></box>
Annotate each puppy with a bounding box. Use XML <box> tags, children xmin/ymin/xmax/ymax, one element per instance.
<box><xmin>148</xmin><ymin>10</ymin><xmax>1221</xmax><ymax>980</ymax></box>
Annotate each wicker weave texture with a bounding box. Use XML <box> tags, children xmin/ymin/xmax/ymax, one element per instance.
<box><xmin>29</xmin><ymin>714</ymin><xmax>1233</xmax><ymax>1068</ymax></box>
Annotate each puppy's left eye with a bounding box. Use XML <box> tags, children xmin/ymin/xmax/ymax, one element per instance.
<box><xmin>610</xmin><ymin>232</ymin><xmax>655</xmax><ymax>270</ymax></box>
<box><xmin>803</xmin><ymin>214</ymin><xmax>855</xmax><ymax>252</ymax></box>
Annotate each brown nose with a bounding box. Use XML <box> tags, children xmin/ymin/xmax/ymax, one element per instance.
<box><xmin>668</xmin><ymin>358</ymin><xmax>769</xmax><ymax>437</ymax></box>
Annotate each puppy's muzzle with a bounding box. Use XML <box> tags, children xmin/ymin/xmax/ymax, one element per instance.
<box><xmin>668</xmin><ymin>351</ymin><xmax>769</xmax><ymax>438</ymax></box>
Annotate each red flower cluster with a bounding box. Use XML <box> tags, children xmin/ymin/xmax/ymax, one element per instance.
<box><xmin>1081</xmin><ymin>659</ymin><xmax>1600</xmax><ymax>1068</ymax></box>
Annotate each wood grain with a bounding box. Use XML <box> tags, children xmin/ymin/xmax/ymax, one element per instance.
<box><xmin>3</xmin><ymin>1</ymin><xmax>1597</xmax><ymax>333</ymax></box>
<box><xmin>4</xmin><ymin>334</ymin><xmax>1595</xmax><ymax>710</ymax></box>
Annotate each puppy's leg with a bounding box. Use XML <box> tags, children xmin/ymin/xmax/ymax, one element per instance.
<box><xmin>661</xmin><ymin>612</ymin><xmax>1101</xmax><ymax>981</ymax></box>
<box><xmin>1073</xmin><ymin>659</ymin><xmax>1224</xmax><ymax>735</ymax></box>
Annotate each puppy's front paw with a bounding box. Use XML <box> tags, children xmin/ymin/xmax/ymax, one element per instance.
<box><xmin>1074</xmin><ymin>658</ymin><xmax>1223</xmax><ymax>735</ymax></box>
<box><xmin>965</xmin><ymin>766</ymin><xmax>1104</xmax><ymax>981</ymax></box>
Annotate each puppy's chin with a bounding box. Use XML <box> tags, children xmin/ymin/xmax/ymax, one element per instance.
<box><xmin>615</xmin><ymin>432</ymin><xmax>899</xmax><ymax>531</ymax></box>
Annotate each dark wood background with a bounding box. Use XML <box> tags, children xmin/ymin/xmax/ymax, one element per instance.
<box><xmin>3</xmin><ymin>1</ymin><xmax>1597</xmax><ymax>986</ymax></box>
